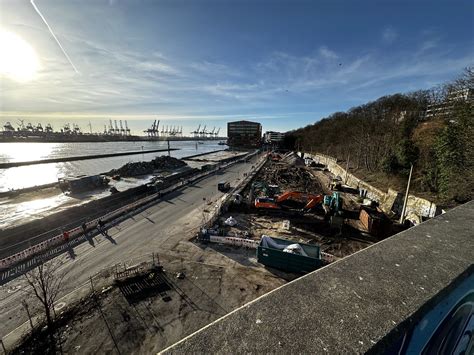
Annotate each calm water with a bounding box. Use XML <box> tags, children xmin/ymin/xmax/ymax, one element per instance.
<box><xmin>0</xmin><ymin>141</ymin><xmax>224</xmax><ymax>192</ymax></box>
<box><xmin>0</xmin><ymin>140</ymin><xmax>227</xmax><ymax>229</ymax></box>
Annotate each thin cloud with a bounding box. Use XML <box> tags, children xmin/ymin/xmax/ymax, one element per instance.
<box><xmin>382</xmin><ymin>26</ymin><xmax>398</xmax><ymax>43</ymax></box>
<box><xmin>319</xmin><ymin>46</ymin><xmax>338</xmax><ymax>60</ymax></box>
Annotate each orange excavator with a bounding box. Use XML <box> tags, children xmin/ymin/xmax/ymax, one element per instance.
<box><xmin>255</xmin><ymin>191</ymin><xmax>324</xmax><ymax>212</ymax></box>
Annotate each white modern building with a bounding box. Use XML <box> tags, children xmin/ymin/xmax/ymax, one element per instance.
<box><xmin>263</xmin><ymin>131</ymin><xmax>285</xmax><ymax>144</ymax></box>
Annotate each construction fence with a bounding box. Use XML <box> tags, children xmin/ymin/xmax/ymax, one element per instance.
<box><xmin>0</xmin><ymin>151</ymin><xmax>259</xmax><ymax>273</ymax></box>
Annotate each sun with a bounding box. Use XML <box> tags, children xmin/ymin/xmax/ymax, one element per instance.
<box><xmin>0</xmin><ymin>30</ymin><xmax>40</xmax><ymax>82</ymax></box>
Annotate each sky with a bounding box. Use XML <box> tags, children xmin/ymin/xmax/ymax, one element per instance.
<box><xmin>0</xmin><ymin>0</ymin><xmax>473</xmax><ymax>135</ymax></box>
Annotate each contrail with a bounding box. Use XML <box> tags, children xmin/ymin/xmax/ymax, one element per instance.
<box><xmin>30</xmin><ymin>0</ymin><xmax>79</xmax><ymax>73</ymax></box>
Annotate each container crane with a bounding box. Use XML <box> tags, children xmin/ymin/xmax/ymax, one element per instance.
<box><xmin>3</xmin><ymin>122</ymin><xmax>15</xmax><ymax>132</ymax></box>
<box><xmin>109</xmin><ymin>120</ymin><xmax>115</xmax><ymax>135</ymax></box>
<box><xmin>114</xmin><ymin>120</ymin><xmax>120</xmax><ymax>135</ymax></box>
<box><xmin>73</xmin><ymin>123</ymin><xmax>81</xmax><ymax>134</ymax></box>
<box><xmin>125</xmin><ymin>120</ymin><xmax>131</xmax><ymax>136</ymax></box>
<box><xmin>119</xmin><ymin>120</ymin><xmax>125</xmax><ymax>135</ymax></box>
<box><xmin>144</xmin><ymin>120</ymin><xmax>158</xmax><ymax>136</ymax></box>
<box><xmin>26</xmin><ymin>122</ymin><xmax>34</xmax><ymax>132</ymax></box>
<box><xmin>191</xmin><ymin>124</ymin><xmax>201</xmax><ymax>137</ymax></box>
<box><xmin>200</xmin><ymin>125</ymin><xmax>207</xmax><ymax>138</ymax></box>
<box><xmin>63</xmin><ymin>123</ymin><xmax>71</xmax><ymax>134</ymax></box>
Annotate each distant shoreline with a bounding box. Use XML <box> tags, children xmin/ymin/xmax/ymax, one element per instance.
<box><xmin>0</xmin><ymin>134</ymin><xmax>225</xmax><ymax>143</ymax></box>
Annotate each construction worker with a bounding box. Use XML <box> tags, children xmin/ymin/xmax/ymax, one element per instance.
<box><xmin>97</xmin><ymin>219</ymin><xmax>107</xmax><ymax>236</ymax></box>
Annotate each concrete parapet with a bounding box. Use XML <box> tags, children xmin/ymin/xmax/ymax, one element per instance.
<box><xmin>162</xmin><ymin>201</ymin><xmax>474</xmax><ymax>354</ymax></box>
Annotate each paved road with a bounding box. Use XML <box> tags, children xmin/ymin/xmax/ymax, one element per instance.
<box><xmin>0</xmin><ymin>154</ymin><xmax>262</xmax><ymax>345</ymax></box>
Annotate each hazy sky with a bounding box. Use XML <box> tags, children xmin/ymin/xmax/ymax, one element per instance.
<box><xmin>0</xmin><ymin>0</ymin><xmax>473</xmax><ymax>134</ymax></box>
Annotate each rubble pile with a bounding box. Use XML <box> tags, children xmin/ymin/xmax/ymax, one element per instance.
<box><xmin>258</xmin><ymin>162</ymin><xmax>324</xmax><ymax>193</ymax></box>
<box><xmin>107</xmin><ymin>156</ymin><xmax>187</xmax><ymax>177</ymax></box>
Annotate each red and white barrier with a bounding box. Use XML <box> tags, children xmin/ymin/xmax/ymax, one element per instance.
<box><xmin>209</xmin><ymin>235</ymin><xmax>260</xmax><ymax>249</ymax></box>
<box><xmin>0</xmin><ymin>153</ymin><xmax>258</xmax><ymax>270</ymax></box>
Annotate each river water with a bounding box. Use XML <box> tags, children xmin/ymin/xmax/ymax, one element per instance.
<box><xmin>0</xmin><ymin>141</ymin><xmax>226</xmax><ymax>230</ymax></box>
<box><xmin>0</xmin><ymin>141</ymin><xmax>224</xmax><ymax>192</ymax></box>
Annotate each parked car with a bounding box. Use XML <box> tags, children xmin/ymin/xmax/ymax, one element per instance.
<box><xmin>217</xmin><ymin>181</ymin><xmax>230</xmax><ymax>192</ymax></box>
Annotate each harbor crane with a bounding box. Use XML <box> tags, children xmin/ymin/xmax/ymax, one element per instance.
<box><xmin>3</xmin><ymin>122</ymin><xmax>15</xmax><ymax>132</ymax></box>
<box><xmin>62</xmin><ymin>123</ymin><xmax>71</xmax><ymax>134</ymax></box>
<box><xmin>26</xmin><ymin>122</ymin><xmax>34</xmax><ymax>132</ymax></box>
<box><xmin>214</xmin><ymin>127</ymin><xmax>220</xmax><ymax>138</ymax></box>
<box><xmin>191</xmin><ymin>124</ymin><xmax>201</xmax><ymax>137</ymax></box>
<box><xmin>200</xmin><ymin>125</ymin><xmax>207</xmax><ymax>138</ymax></box>
<box><xmin>145</xmin><ymin>120</ymin><xmax>159</xmax><ymax>137</ymax></box>
<box><xmin>114</xmin><ymin>120</ymin><xmax>120</xmax><ymax>135</ymax></box>
<box><xmin>119</xmin><ymin>120</ymin><xmax>125</xmax><ymax>135</ymax></box>
<box><xmin>36</xmin><ymin>123</ymin><xmax>43</xmax><ymax>132</ymax></box>
<box><xmin>17</xmin><ymin>120</ymin><xmax>25</xmax><ymax>131</ymax></box>
<box><xmin>73</xmin><ymin>123</ymin><xmax>81</xmax><ymax>134</ymax></box>
<box><xmin>45</xmin><ymin>123</ymin><xmax>53</xmax><ymax>133</ymax></box>
<box><xmin>209</xmin><ymin>127</ymin><xmax>216</xmax><ymax>137</ymax></box>
<box><xmin>125</xmin><ymin>120</ymin><xmax>131</xmax><ymax>135</ymax></box>
<box><xmin>108</xmin><ymin>120</ymin><xmax>115</xmax><ymax>135</ymax></box>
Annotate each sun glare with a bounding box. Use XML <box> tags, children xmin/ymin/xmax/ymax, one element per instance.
<box><xmin>0</xmin><ymin>30</ymin><xmax>40</xmax><ymax>82</ymax></box>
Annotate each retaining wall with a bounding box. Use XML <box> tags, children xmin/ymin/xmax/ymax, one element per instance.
<box><xmin>307</xmin><ymin>153</ymin><xmax>440</xmax><ymax>222</ymax></box>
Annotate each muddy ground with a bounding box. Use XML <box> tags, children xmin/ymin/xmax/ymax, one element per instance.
<box><xmin>13</xmin><ymin>252</ymin><xmax>285</xmax><ymax>354</ymax></box>
<box><xmin>217</xmin><ymin>158</ymin><xmax>382</xmax><ymax>259</ymax></box>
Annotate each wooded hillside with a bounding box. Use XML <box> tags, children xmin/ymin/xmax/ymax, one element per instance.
<box><xmin>284</xmin><ymin>69</ymin><xmax>474</xmax><ymax>207</ymax></box>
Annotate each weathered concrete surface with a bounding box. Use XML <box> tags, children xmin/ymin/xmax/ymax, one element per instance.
<box><xmin>162</xmin><ymin>201</ymin><xmax>474</xmax><ymax>354</ymax></box>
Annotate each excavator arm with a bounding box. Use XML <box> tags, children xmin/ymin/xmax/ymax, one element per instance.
<box><xmin>303</xmin><ymin>194</ymin><xmax>324</xmax><ymax>210</ymax></box>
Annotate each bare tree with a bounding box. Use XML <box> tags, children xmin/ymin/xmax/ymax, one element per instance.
<box><xmin>22</xmin><ymin>259</ymin><xmax>67</xmax><ymax>352</ymax></box>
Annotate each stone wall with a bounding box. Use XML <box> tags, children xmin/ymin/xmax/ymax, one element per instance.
<box><xmin>306</xmin><ymin>153</ymin><xmax>440</xmax><ymax>223</ymax></box>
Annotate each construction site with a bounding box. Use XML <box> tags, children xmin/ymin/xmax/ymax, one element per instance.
<box><xmin>197</xmin><ymin>151</ymin><xmax>401</xmax><ymax>270</ymax></box>
<box><xmin>4</xmin><ymin>149</ymin><xmax>405</xmax><ymax>354</ymax></box>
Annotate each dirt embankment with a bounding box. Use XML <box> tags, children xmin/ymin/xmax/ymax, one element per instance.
<box><xmin>107</xmin><ymin>156</ymin><xmax>187</xmax><ymax>177</ymax></box>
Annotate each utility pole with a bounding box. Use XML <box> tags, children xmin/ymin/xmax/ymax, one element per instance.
<box><xmin>399</xmin><ymin>164</ymin><xmax>413</xmax><ymax>225</ymax></box>
<box><xmin>345</xmin><ymin>154</ymin><xmax>350</xmax><ymax>184</ymax></box>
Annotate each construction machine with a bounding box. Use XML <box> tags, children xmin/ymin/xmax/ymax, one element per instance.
<box><xmin>268</xmin><ymin>152</ymin><xmax>282</xmax><ymax>161</ymax></box>
<box><xmin>323</xmin><ymin>191</ymin><xmax>343</xmax><ymax>216</ymax></box>
<box><xmin>255</xmin><ymin>190</ymin><xmax>324</xmax><ymax>212</ymax></box>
